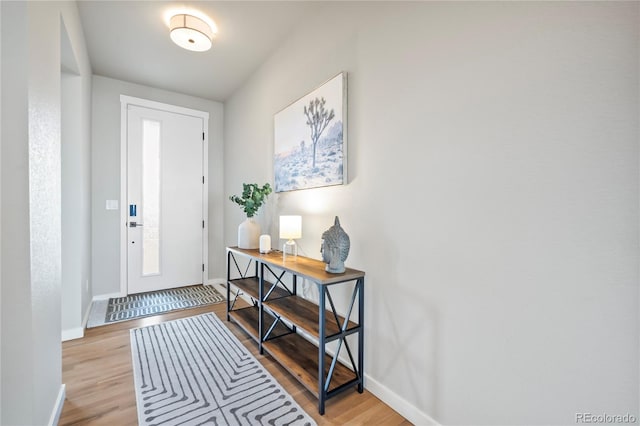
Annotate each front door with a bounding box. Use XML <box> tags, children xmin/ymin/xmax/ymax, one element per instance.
<box><xmin>126</xmin><ymin>103</ymin><xmax>205</xmax><ymax>294</ymax></box>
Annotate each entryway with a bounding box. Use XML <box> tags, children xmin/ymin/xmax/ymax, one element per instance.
<box><xmin>120</xmin><ymin>96</ymin><xmax>209</xmax><ymax>295</ymax></box>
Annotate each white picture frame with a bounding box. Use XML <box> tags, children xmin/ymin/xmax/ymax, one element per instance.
<box><xmin>274</xmin><ymin>72</ymin><xmax>347</xmax><ymax>193</ymax></box>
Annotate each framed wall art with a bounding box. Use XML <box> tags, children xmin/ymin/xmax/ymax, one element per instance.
<box><xmin>274</xmin><ymin>72</ymin><xmax>347</xmax><ymax>193</ymax></box>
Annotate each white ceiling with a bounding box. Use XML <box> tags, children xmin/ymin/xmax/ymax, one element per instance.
<box><xmin>77</xmin><ymin>1</ymin><xmax>324</xmax><ymax>102</ymax></box>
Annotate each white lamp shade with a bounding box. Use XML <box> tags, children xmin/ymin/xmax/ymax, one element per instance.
<box><xmin>169</xmin><ymin>14</ymin><xmax>213</xmax><ymax>52</ymax></box>
<box><xmin>280</xmin><ymin>215</ymin><xmax>302</xmax><ymax>239</ymax></box>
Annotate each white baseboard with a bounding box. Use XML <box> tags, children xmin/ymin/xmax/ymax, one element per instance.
<box><xmin>92</xmin><ymin>292</ymin><xmax>123</xmax><ymax>302</ymax></box>
<box><xmin>82</xmin><ymin>298</ymin><xmax>92</xmax><ymax>329</ymax></box>
<box><xmin>61</xmin><ymin>298</ymin><xmax>94</xmax><ymax>342</ymax></box>
<box><xmin>365</xmin><ymin>375</ymin><xmax>439</xmax><ymax>426</ymax></box>
<box><xmin>48</xmin><ymin>383</ymin><xmax>66</xmax><ymax>426</ymax></box>
<box><xmin>207</xmin><ymin>278</ymin><xmax>226</xmax><ymax>286</ymax></box>
<box><xmin>61</xmin><ymin>327</ymin><xmax>84</xmax><ymax>342</ymax></box>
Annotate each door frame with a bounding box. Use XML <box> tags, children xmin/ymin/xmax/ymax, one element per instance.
<box><xmin>119</xmin><ymin>95</ymin><xmax>209</xmax><ymax>296</ymax></box>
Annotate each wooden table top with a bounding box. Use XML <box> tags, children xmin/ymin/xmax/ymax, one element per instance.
<box><xmin>227</xmin><ymin>246</ymin><xmax>364</xmax><ymax>285</ymax></box>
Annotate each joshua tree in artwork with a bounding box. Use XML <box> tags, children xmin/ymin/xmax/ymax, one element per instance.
<box><xmin>303</xmin><ymin>97</ymin><xmax>335</xmax><ymax>168</ymax></box>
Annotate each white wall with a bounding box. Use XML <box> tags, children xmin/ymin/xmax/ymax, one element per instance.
<box><xmin>224</xmin><ymin>2</ymin><xmax>639</xmax><ymax>425</ymax></box>
<box><xmin>0</xmin><ymin>4</ymin><xmax>31</xmax><ymax>420</ymax></box>
<box><xmin>0</xmin><ymin>2</ymin><xmax>3</xmax><ymax>421</ymax></box>
<box><xmin>0</xmin><ymin>1</ymin><xmax>88</xmax><ymax>423</ymax></box>
<box><xmin>91</xmin><ymin>75</ymin><xmax>225</xmax><ymax>297</ymax></box>
<box><xmin>1</xmin><ymin>5</ymin><xmax>33</xmax><ymax>421</ymax></box>
<box><xmin>61</xmin><ymin>3</ymin><xmax>92</xmax><ymax>341</ymax></box>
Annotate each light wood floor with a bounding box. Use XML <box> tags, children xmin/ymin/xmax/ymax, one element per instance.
<box><xmin>60</xmin><ymin>302</ymin><xmax>411</xmax><ymax>425</ymax></box>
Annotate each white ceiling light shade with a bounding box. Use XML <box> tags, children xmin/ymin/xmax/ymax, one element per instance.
<box><xmin>169</xmin><ymin>13</ymin><xmax>214</xmax><ymax>52</ymax></box>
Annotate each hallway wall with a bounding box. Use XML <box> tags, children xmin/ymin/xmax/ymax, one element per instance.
<box><xmin>224</xmin><ymin>2</ymin><xmax>639</xmax><ymax>424</ymax></box>
<box><xmin>60</xmin><ymin>1</ymin><xmax>93</xmax><ymax>342</ymax></box>
<box><xmin>91</xmin><ymin>75</ymin><xmax>225</xmax><ymax>297</ymax></box>
<box><xmin>0</xmin><ymin>1</ymin><xmax>91</xmax><ymax>423</ymax></box>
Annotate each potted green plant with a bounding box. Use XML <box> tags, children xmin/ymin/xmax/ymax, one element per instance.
<box><xmin>229</xmin><ymin>183</ymin><xmax>272</xmax><ymax>249</ymax></box>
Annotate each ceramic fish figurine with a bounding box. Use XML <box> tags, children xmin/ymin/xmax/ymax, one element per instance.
<box><xmin>321</xmin><ymin>216</ymin><xmax>350</xmax><ymax>273</ymax></box>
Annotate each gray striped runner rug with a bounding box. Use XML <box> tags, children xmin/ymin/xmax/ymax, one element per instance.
<box><xmin>130</xmin><ymin>313</ymin><xmax>316</xmax><ymax>426</ymax></box>
<box><xmin>105</xmin><ymin>285</ymin><xmax>225</xmax><ymax>324</ymax></box>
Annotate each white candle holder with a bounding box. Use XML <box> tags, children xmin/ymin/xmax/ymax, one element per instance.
<box><xmin>259</xmin><ymin>234</ymin><xmax>271</xmax><ymax>254</ymax></box>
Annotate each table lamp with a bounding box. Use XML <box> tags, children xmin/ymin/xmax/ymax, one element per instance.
<box><xmin>280</xmin><ymin>215</ymin><xmax>301</xmax><ymax>261</ymax></box>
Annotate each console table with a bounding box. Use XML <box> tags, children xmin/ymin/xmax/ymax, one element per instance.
<box><xmin>225</xmin><ymin>246</ymin><xmax>365</xmax><ymax>414</ymax></box>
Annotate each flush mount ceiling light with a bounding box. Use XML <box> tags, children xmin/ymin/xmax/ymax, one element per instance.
<box><xmin>169</xmin><ymin>13</ymin><xmax>214</xmax><ymax>52</ymax></box>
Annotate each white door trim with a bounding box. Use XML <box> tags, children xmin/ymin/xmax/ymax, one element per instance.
<box><xmin>120</xmin><ymin>95</ymin><xmax>209</xmax><ymax>296</ymax></box>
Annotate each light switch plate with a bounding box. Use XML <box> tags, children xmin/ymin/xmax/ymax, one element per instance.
<box><xmin>106</xmin><ymin>200</ymin><xmax>119</xmax><ymax>210</ymax></box>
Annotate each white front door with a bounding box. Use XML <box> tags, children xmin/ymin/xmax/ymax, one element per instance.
<box><xmin>126</xmin><ymin>103</ymin><xmax>205</xmax><ymax>294</ymax></box>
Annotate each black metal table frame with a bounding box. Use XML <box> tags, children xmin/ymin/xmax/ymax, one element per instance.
<box><xmin>226</xmin><ymin>249</ymin><xmax>364</xmax><ymax>415</ymax></box>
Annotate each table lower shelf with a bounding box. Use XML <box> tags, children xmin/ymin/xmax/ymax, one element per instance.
<box><xmin>263</xmin><ymin>332</ymin><xmax>358</xmax><ymax>398</ymax></box>
<box><xmin>228</xmin><ymin>307</ymin><xmax>359</xmax><ymax>398</ymax></box>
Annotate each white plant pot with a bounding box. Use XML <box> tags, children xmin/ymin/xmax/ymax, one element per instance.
<box><xmin>238</xmin><ymin>218</ymin><xmax>260</xmax><ymax>249</ymax></box>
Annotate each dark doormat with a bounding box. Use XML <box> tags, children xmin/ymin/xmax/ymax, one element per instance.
<box><xmin>87</xmin><ymin>285</ymin><xmax>225</xmax><ymax>328</ymax></box>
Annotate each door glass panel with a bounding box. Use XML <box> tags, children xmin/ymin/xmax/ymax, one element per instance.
<box><xmin>142</xmin><ymin>119</ymin><xmax>161</xmax><ymax>276</ymax></box>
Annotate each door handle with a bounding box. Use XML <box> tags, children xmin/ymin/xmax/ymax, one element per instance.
<box><xmin>129</xmin><ymin>222</ymin><xmax>144</xmax><ymax>228</ymax></box>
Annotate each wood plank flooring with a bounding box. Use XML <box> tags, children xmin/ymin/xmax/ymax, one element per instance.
<box><xmin>60</xmin><ymin>302</ymin><xmax>411</xmax><ymax>425</ymax></box>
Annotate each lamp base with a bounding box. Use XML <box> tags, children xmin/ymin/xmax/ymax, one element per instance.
<box><xmin>283</xmin><ymin>240</ymin><xmax>297</xmax><ymax>261</ymax></box>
